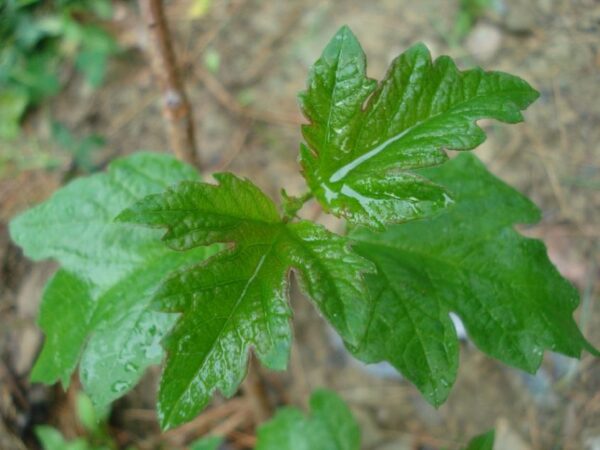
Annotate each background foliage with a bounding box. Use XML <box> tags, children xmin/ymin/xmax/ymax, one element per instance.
<box><xmin>0</xmin><ymin>0</ymin><xmax>117</xmax><ymax>138</ymax></box>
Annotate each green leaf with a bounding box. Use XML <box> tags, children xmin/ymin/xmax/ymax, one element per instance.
<box><xmin>255</xmin><ymin>389</ymin><xmax>360</xmax><ymax>450</ymax></box>
<box><xmin>463</xmin><ymin>430</ymin><xmax>495</xmax><ymax>450</ymax></box>
<box><xmin>76</xmin><ymin>391</ymin><xmax>108</xmax><ymax>434</ymax></box>
<box><xmin>299</xmin><ymin>26</ymin><xmax>539</xmax><ymax>228</ymax></box>
<box><xmin>76</xmin><ymin>393</ymin><xmax>97</xmax><ymax>433</ymax></box>
<box><xmin>13</xmin><ymin>14</ymin><xmax>52</xmax><ymax>49</ymax></box>
<box><xmin>118</xmin><ymin>174</ymin><xmax>373</xmax><ymax>429</ymax></box>
<box><xmin>51</xmin><ymin>122</ymin><xmax>105</xmax><ymax>171</ymax></box>
<box><xmin>11</xmin><ymin>152</ymin><xmax>216</xmax><ymax>408</ymax></box>
<box><xmin>12</xmin><ymin>52</ymin><xmax>61</xmax><ymax>103</ymax></box>
<box><xmin>350</xmin><ymin>153</ymin><xmax>598</xmax><ymax>406</ymax></box>
<box><xmin>30</xmin><ymin>270</ymin><xmax>94</xmax><ymax>388</ymax></box>
<box><xmin>189</xmin><ymin>436</ymin><xmax>223</xmax><ymax>450</ymax></box>
<box><xmin>35</xmin><ymin>426</ymin><xmax>91</xmax><ymax>450</ymax></box>
<box><xmin>79</xmin><ymin>248</ymin><xmax>213</xmax><ymax>406</ymax></box>
<box><xmin>75</xmin><ymin>49</ymin><xmax>109</xmax><ymax>87</ymax></box>
<box><xmin>87</xmin><ymin>0</ymin><xmax>113</xmax><ymax>20</ymax></box>
<box><xmin>11</xmin><ymin>152</ymin><xmax>198</xmax><ymax>287</ymax></box>
<box><xmin>0</xmin><ymin>87</ymin><xmax>28</xmax><ymax>138</ymax></box>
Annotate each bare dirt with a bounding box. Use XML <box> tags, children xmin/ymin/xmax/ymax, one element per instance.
<box><xmin>1</xmin><ymin>0</ymin><xmax>599</xmax><ymax>449</ymax></box>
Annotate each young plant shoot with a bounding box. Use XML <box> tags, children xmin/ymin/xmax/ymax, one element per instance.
<box><xmin>10</xmin><ymin>26</ymin><xmax>597</xmax><ymax>436</ymax></box>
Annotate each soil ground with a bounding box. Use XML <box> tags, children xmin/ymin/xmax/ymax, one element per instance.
<box><xmin>1</xmin><ymin>0</ymin><xmax>599</xmax><ymax>449</ymax></box>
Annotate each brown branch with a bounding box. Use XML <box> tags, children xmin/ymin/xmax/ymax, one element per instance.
<box><xmin>138</xmin><ymin>0</ymin><xmax>199</xmax><ymax>167</ymax></box>
<box><xmin>161</xmin><ymin>397</ymin><xmax>249</xmax><ymax>447</ymax></box>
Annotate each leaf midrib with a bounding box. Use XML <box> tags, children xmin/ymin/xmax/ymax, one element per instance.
<box><xmin>366</xmin><ymin>256</ymin><xmax>452</xmax><ymax>399</ymax></box>
<box><xmin>327</xmin><ymin>85</ymin><xmax>533</xmax><ymax>180</ymax></box>
<box><xmin>353</xmin><ymin>235</ymin><xmax>538</xmax><ymax>367</ymax></box>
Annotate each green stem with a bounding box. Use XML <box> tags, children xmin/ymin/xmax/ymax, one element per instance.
<box><xmin>281</xmin><ymin>190</ymin><xmax>313</xmax><ymax>222</ymax></box>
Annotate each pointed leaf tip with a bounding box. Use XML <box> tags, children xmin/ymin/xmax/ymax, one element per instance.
<box><xmin>464</xmin><ymin>430</ymin><xmax>495</xmax><ymax>450</ymax></box>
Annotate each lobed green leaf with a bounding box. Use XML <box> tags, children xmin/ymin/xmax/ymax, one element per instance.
<box><xmin>300</xmin><ymin>26</ymin><xmax>539</xmax><ymax>228</ymax></box>
<box><xmin>10</xmin><ymin>152</ymin><xmax>216</xmax><ymax>408</ymax></box>
<box><xmin>350</xmin><ymin>153</ymin><xmax>598</xmax><ymax>406</ymax></box>
<box><xmin>10</xmin><ymin>152</ymin><xmax>199</xmax><ymax>287</ymax></box>
<box><xmin>119</xmin><ymin>174</ymin><xmax>374</xmax><ymax>429</ymax></box>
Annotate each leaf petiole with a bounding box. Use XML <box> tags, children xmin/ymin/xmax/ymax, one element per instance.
<box><xmin>281</xmin><ymin>189</ymin><xmax>313</xmax><ymax>222</ymax></box>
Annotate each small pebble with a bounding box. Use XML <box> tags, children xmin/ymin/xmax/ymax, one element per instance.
<box><xmin>466</xmin><ymin>23</ymin><xmax>503</xmax><ymax>62</ymax></box>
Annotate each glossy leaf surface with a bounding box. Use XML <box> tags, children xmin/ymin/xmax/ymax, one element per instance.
<box><xmin>255</xmin><ymin>389</ymin><xmax>360</xmax><ymax>450</ymax></box>
<box><xmin>300</xmin><ymin>26</ymin><xmax>539</xmax><ymax>228</ymax></box>
<box><xmin>351</xmin><ymin>153</ymin><xmax>597</xmax><ymax>406</ymax></box>
<box><xmin>119</xmin><ymin>174</ymin><xmax>373</xmax><ymax>429</ymax></box>
<box><xmin>10</xmin><ymin>153</ymin><xmax>215</xmax><ymax>407</ymax></box>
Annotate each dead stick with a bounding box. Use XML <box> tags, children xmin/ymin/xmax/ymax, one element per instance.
<box><xmin>138</xmin><ymin>0</ymin><xmax>199</xmax><ymax>166</ymax></box>
<box><xmin>162</xmin><ymin>397</ymin><xmax>248</xmax><ymax>446</ymax></box>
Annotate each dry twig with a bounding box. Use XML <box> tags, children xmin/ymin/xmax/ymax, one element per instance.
<box><xmin>162</xmin><ymin>397</ymin><xmax>249</xmax><ymax>446</ymax></box>
<box><xmin>138</xmin><ymin>0</ymin><xmax>199</xmax><ymax>166</ymax></box>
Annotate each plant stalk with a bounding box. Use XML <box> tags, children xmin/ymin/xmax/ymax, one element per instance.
<box><xmin>281</xmin><ymin>190</ymin><xmax>313</xmax><ymax>222</ymax></box>
<box><xmin>138</xmin><ymin>0</ymin><xmax>199</xmax><ymax>167</ymax></box>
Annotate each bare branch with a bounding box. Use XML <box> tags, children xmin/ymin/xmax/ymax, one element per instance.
<box><xmin>138</xmin><ymin>0</ymin><xmax>199</xmax><ymax>167</ymax></box>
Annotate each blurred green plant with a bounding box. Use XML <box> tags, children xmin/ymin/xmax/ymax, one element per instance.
<box><xmin>75</xmin><ymin>392</ymin><xmax>111</xmax><ymax>441</ymax></box>
<box><xmin>189</xmin><ymin>436</ymin><xmax>222</xmax><ymax>450</ymax></box>
<box><xmin>188</xmin><ymin>0</ymin><xmax>212</xmax><ymax>19</ymax></box>
<box><xmin>452</xmin><ymin>0</ymin><xmax>493</xmax><ymax>41</ymax></box>
<box><xmin>0</xmin><ymin>138</ymin><xmax>59</xmax><ymax>177</ymax></box>
<box><xmin>191</xmin><ymin>390</ymin><xmax>495</xmax><ymax>450</ymax></box>
<box><xmin>0</xmin><ymin>0</ymin><xmax>118</xmax><ymax>138</ymax></box>
<box><xmin>463</xmin><ymin>430</ymin><xmax>495</xmax><ymax>450</ymax></box>
<box><xmin>38</xmin><ymin>390</ymin><xmax>494</xmax><ymax>449</ymax></box>
<box><xmin>36</xmin><ymin>427</ymin><xmax>107</xmax><ymax>450</ymax></box>
<box><xmin>36</xmin><ymin>392</ymin><xmax>116</xmax><ymax>450</ymax></box>
<box><xmin>0</xmin><ymin>123</ymin><xmax>105</xmax><ymax>178</ymax></box>
<box><xmin>51</xmin><ymin>121</ymin><xmax>106</xmax><ymax>172</ymax></box>
<box><xmin>203</xmin><ymin>48</ymin><xmax>220</xmax><ymax>74</ymax></box>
